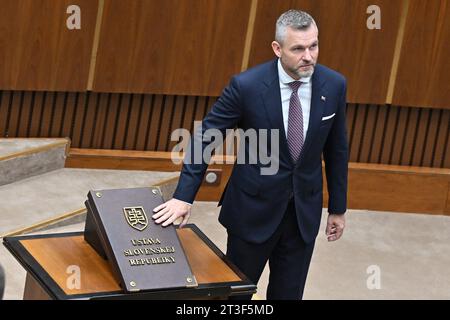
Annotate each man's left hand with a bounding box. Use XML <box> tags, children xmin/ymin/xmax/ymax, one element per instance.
<box><xmin>325</xmin><ymin>214</ymin><xmax>345</xmax><ymax>242</ymax></box>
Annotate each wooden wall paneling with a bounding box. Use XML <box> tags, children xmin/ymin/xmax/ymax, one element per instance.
<box><xmin>410</xmin><ymin>108</ymin><xmax>430</xmax><ymax>166</ymax></box>
<box><xmin>111</xmin><ymin>93</ymin><xmax>130</xmax><ymax>150</ymax></box>
<box><xmin>121</xmin><ymin>94</ymin><xmax>135</xmax><ymax>150</ymax></box>
<box><xmin>100</xmin><ymin>93</ymin><xmax>118</xmax><ymax>149</ymax></box>
<box><xmin>418</xmin><ymin>108</ymin><xmax>434</xmax><ymax>167</ymax></box>
<box><xmin>68</xmin><ymin>92</ymin><xmax>82</xmax><ymax>143</ymax></box>
<box><xmin>358</xmin><ymin>105</ymin><xmax>376</xmax><ymax>163</ymax></box>
<box><xmin>62</xmin><ymin>92</ymin><xmax>80</xmax><ymax>139</ymax></box>
<box><xmin>401</xmin><ymin>107</ymin><xmax>418</xmax><ymax>166</ymax></box>
<box><xmin>5</xmin><ymin>91</ymin><xmax>18</xmax><ymax>137</ymax></box>
<box><xmin>367</xmin><ymin>105</ymin><xmax>385</xmax><ymax>163</ymax></box>
<box><xmin>146</xmin><ymin>95</ymin><xmax>162</xmax><ymax>151</ymax></box>
<box><xmin>16</xmin><ymin>91</ymin><xmax>28</xmax><ymax>137</ymax></box>
<box><xmin>59</xmin><ymin>92</ymin><xmax>75</xmax><ymax>140</ymax></box>
<box><xmin>304</xmin><ymin>0</ymin><xmax>399</xmax><ymax>104</ymax></box>
<box><xmin>28</xmin><ymin>92</ymin><xmax>43</xmax><ymax>137</ymax></box>
<box><xmin>248</xmin><ymin>0</ymin><xmax>403</xmax><ymax>104</ymax></box>
<box><xmin>2</xmin><ymin>90</ymin><xmax>447</xmax><ymax>167</ymax></box>
<box><xmin>93</xmin><ymin>0</ymin><xmax>252</xmax><ymax>96</ymax></box>
<box><xmin>45</xmin><ymin>92</ymin><xmax>57</xmax><ymax>137</ymax></box>
<box><xmin>38</xmin><ymin>92</ymin><xmax>50</xmax><ymax>137</ymax></box>
<box><xmin>186</xmin><ymin>96</ymin><xmax>210</xmax><ymax>152</ymax></box>
<box><xmin>8</xmin><ymin>91</ymin><xmax>23</xmax><ymax>137</ymax></box>
<box><xmin>58</xmin><ymin>92</ymin><xmax>71</xmax><ymax>138</ymax></box>
<box><xmin>66</xmin><ymin>149</ymin><xmax>450</xmax><ymax>215</ymax></box>
<box><xmin>246</xmin><ymin>0</ymin><xmax>293</xmax><ymax>66</ymax></box>
<box><xmin>26</xmin><ymin>92</ymin><xmax>37</xmax><ymax>137</ymax></box>
<box><xmin>167</xmin><ymin>96</ymin><xmax>187</xmax><ymax>152</ymax></box>
<box><xmin>349</xmin><ymin>104</ymin><xmax>365</xmax><ymax>162</ymax></box>
<box><xmin>90</xmin><ymin>93</ymin><xmax>108</xmax><ymax>149</ymax></box>
<box><xmin>195</xmin><ymin>97</ymin><xmax>208</xmax><ymax>123</ymax></box>
<box><xmin>443</xmin><ymin>122</ymin><xmax>450</xmax><ymax>168</ymax></box>
<box><xmin>131</xmin><ymin>94</ymin><xmax>146</xmax><ymax>150</ymax></box>
<box><xmin>16</xmin><ymin>91</ymin><xmax>33</xmax><ymax>137</ymax></box>
<box><xmin>38</xmin><ymin>92</ymin><xmax>53</xmax><ymax>137</ymax></box>
<box><xmin>49</xmin><ymin>93</ymin><xmax>66</xmax><ymax>137</ymax></box>
<box><xmin>56</xmin><ymin>93</ymin><xmax>67</xmax><ymax>138</ymax></box>
<box><xmin>389</xmin><ymin>106</ymin><xmax>407</xmax><ymax>165</ymax></box>
<box><xmin>0</xmin><ymin>91</ymin><xmax>9</xmax><ymax>136</ymax></box>
<box><xmin>16</xmin><ymin>91</ymin><xmax>31</xmax><ymax>137</ymax></box>
<box><xmin>79</xmin><ymin>93</ymin><xmax>97</xmax><ymax>148</ymax></box>
<box><xmin>66</xmin><ymin>149</ymin><xmax>182</xmax><ymax>171</ymax></box>
<box><xmin>156</xmin><ymin>95</ymin><xmax>175</xmax><ymax>151</ymax></box>
<box><xmin>123</xmin><ymin>94</ymin><xmax>142</xmax><ymax>150</ymax></box>
<box><xmin>397</xmin><ymin>107</ymin><xmax>412</xmax><ymax>166</ymax></box>
<box><xmin>392</xmin><ymin>0</ymin><xmax>450</xmax><ymax>108</ymax></box>
<box><xmin>134</xmin><ymin>95</ymin><xmax>152</xmax><ymax>151</ymax></box>
<box><xmin>348</xmin><ymin>165</ymin><xmax>450</xmax><ymax>214</ymax></box>
<box><xmin>5</xmin><ymin>91</ymin><xmax>17</xmax><ymax>136</ymax></box>
<box><xmin>202</xmin><ymin>97</ymin><xmax>213</xmax><ymax>118</ymax></box>
<box><xmin>69</xmin><ymin>92</ymin><xmax>88</xmax><ymax>147</ymax></box>
<box><xmin>78</xmin><ymin>91</ymin><xmax>92</xmax><ymax>146</ymax></box>
<box><xmin>111</xmin><ymin>94</ymin><xmax>129</xmax><ymax>149</ymax></box>
<box><xmin>356</xmin><ymin>104</ymin><xmax>370</xmax><ymax>162</ymax></box>
<box><xmin>51</xmin><ymin>91</ymin><xmax>67</xmax><ymax>137</ymax></box>
<box><xmin>183</xmin><ymin>96</ymin><xmax>198</xmax><ymax>133</ymax></box>
<box><xmin>109</xmin><ymin>93</ymin><xmax>123</xmax><ymax>149</ymax></box>
<box><xmin>433</xmin><ymin>110</ymin><xmax>449</xmax><ymax>168</ymax></box>
<box><xmin>0</xmin><ymin>0</ymin><xmax>98</xmax><ymax>91</ymax></box>
<box><xmin>378</xmin><ymin>106</ymin><xmax>397</xmax><ymax>164</ymax></box>
<box><xmin>422</xmin><ymin>109</ymin><xmax>442</xmax><ymax>167</ymax></box>
<box><xmin>199</xmin><ymin>96</ymin><xmax>207</xmax><ymax>120</ymax></box>
<box><xmin>174</xmin><ymin>96</ymin><xmax>199</xmax><ymax>154</ymax></box>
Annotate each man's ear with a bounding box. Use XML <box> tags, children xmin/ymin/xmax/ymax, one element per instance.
<box><xmin>271</xmin><ymin>41</ymin><xmax>282</xmax><ymax>58</ymax></box>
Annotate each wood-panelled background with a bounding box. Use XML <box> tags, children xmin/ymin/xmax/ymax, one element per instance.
<box><xmin>0</xmin><ymin>0</ymin><xmax>449</xmax><ymax>106</ymax></box>
<box><xmin>92</xmin><ymin>0</ymin><xmax>252</xmax><ymax>95</ymax></box>
<box><xmin>0</xmin><ymin>0</ymin><xmax>98</xmax><ymax>91</ymax></box>
<box><xmin>1</xmin><ymin>90</ymin><xmax>449</xmax><ymax>168</ymax></box>
<box><xmin>392</xmin><ymin>0</ymin><xmax>450</xmax><ymax>108</ymax></box>
<box><xmin>248</xmin><ymin>0</ymin><xmax>404</xmax><ymax>105</ymax></box>
<box><xmin>0</xmin><ymin>0</ymin><xmax>449</xmax><ymax>170</ymax></box>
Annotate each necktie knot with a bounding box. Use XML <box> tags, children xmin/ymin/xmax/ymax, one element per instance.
<box><xmin>288</xmin><ymin>81</ymin><xmax>302</xmax><ymax>93</ymax></box>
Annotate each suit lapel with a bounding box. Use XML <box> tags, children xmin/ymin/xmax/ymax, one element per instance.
<box><xmin>260</xmin><ymin>61</ymin><xmax>292</xmax><ymax>167</ymax></box>
<box><xmin>296</xmin><ymin>66</ymin><xmax>327</xmax><ymax>167</ymax></box>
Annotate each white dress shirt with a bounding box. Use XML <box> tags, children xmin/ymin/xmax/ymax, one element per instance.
<box><xmin>277</xmin><ymin>59</ymin><xmax>312</xmax><ymax>141</ymax></box>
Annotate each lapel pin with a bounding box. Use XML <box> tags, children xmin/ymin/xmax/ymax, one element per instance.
<box><xmin>321</xmin><ymin>96</ymin><xmax>326</xmax><ymax>101</ymax></box>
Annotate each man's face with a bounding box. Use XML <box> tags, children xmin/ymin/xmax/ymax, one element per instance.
<box><xmin>271</xmin><ymin>25</ymin><xmax>319</xmax><ymax>79</ymax></box>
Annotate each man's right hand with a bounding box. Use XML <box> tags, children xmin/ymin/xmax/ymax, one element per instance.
<box><xmin>152</xmin><ymin>198</ymin><xmax>191</xmax><ymax>228</ymax></box>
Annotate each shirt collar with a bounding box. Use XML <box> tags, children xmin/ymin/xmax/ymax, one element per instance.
<box><xmin>277</xmin><ymin>59</ymin><xmax>311</xmax><ymax>85</ymax></box>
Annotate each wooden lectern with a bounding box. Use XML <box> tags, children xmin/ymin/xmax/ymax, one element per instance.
<box><xmin>3</xmin><ymin>225</ymin><xmax>256</xmax><ymax>300</ymax></box>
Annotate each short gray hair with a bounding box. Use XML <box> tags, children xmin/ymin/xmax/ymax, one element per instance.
<box><xmin>275</xmin><ymin>10</ymin><xmax>317</xmax><ymax>44</ymax></box>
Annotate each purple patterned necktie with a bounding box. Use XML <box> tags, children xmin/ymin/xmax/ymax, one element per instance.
<box><xmin>287</xmin><ymin>81</ymin><xmax>304</xmax><ymax>162</ymax></box>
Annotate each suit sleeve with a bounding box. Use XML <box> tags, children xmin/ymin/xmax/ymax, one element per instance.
<box><xmin>172</xmin><ymin>76</ymin><xmax>243</xmax><ymax>203</ymax></box>
<box><xmin>323</xmin><ymin>79</ymin><xmax>349</xmax><ymax>214</ymax></box>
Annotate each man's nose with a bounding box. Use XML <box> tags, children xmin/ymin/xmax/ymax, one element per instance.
<box><xmin>302</xmin><ymin>49</ymin><xmax>312</xmax><ymax>61</ymax></box>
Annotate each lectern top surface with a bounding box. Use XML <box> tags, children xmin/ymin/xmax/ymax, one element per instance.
<box><xmin>4</xmin><ymin>225</ymin><xmax>254</xmax><ymax>299</ymax></box>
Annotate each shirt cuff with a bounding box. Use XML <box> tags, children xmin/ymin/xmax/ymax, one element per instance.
<box><xmin>174</xmin><ymin>198</ymin><xmax>193</xmax><ymax>206</ymax></box>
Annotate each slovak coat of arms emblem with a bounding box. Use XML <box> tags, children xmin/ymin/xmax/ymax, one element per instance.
<box><xmin>123</xmin><ymin>207</ymin><xmax>148</xmax><ymax>231</ymax></box>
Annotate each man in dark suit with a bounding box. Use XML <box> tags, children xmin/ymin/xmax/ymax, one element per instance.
<box><xmin>153</xmin><ymin>10</ymin><xmax>348</xmax><ymax>300</ymax></box>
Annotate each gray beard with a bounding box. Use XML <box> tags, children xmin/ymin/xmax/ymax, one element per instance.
<box><xmin>296</xmin><ymin>67</ymin><xmax>315</xmax><ymax>78</ymax></box>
